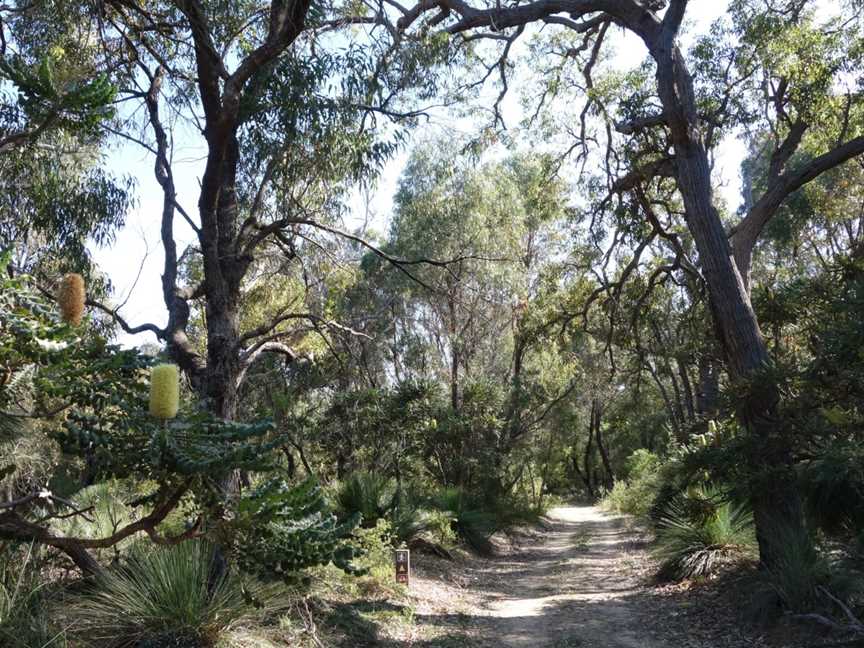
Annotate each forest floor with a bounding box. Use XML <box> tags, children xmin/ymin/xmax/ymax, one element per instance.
<box><xmin>319</xmin><ymin>506</ymin><xmax>818</xmax><ymax>647</ymax></box>
<box><xmin>403</xmin><ymin>505</ymin><xmax>660</xmax><ymax>647</ymax></box>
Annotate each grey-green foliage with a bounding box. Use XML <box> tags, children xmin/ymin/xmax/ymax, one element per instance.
<box><xmin>384</xmin><ymin>143</ymin><xmax>569</xmax><ymax>381</ymax></box>
<box><xmin>1</xmin><ymin>266</ymin><xmax>358</xmax><ymax>580</ymax></box>
<box><xmin>232</xmin><ymin>477</ymin><xmax>361</xmax><ymax>579</ymax></box>
<box><xmin>0</xmin><ymin>54</ymin><xmax>116</xmax><ymax>134</ymax></box>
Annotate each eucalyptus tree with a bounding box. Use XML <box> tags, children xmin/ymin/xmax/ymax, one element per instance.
<box><xmin>0</xmin><ymin>4</ymin><xmax>131</xmax><ymax>278</ymax></box>
<box><xmin>388</xmin><ymin>145</ymin><xmax>530</xmax><ymax>409</ymax></box>
<box><xmin>54</xmin><ymin>0</ymin><xmax>459</xmax><ymax>426</ymax></box>
<box><xmin>393</xmin><ymin>0</ymin><xmax>864</xmax><ymax>564</ymax></box>
<box><xmin>369</xmin><ymin>144</ymin><xmax>583</xmax><ymax>493</ymax></box>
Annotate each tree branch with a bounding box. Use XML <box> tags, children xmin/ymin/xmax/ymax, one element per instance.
<box><xmin>397</xmin><ymin>0</ymin><xmax>657</xmax><ymax>43</ymax></box>
<box><xmin>732</xmin><ymin>134</ymin><xmax>864</xmax><ymax>286</ymax></box>
<box><xmin>86</xmin><ymin>298</ymin><xmax>165</xmax><ymax>337</ymax></box>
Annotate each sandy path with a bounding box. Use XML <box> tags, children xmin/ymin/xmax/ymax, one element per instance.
<box><xmin>408</xmin><ymin>506</ymin><xmax>661</xmax><ymax>647</ymax></box>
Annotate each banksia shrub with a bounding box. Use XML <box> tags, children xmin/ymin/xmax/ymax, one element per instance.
<box><xmin>58</xmin><ymin>273</ymin><xmax>85</xmax><ymax>325</ymax></box>
<box><xmin>149</xmin><ymin>363</ymin><xmax>179</xmax><ymax>420</ymax></box>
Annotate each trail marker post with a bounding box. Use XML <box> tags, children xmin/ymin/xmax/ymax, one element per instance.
<box><xmin>395</xmin><ymin>546</ymin><xmax>410</xmax><ymax>585</ymax></box>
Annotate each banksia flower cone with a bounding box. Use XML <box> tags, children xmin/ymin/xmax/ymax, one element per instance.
<box><xmin>58</xmin><ymin>273</ymin><xmax>85</xmax><ymax>326</ymax></box>
<box><xmin>149</xmin><ymin>363</ymin><xmax>179</xmax><ymax>420</ymax></box>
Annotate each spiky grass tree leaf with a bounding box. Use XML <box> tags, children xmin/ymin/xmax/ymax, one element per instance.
<box><xmin>653</xmin><ymin>487</ymin><xmax>756</xmax><ymax>580</ymax></box>
<box><xmin>74</xmin><ymin>541</ymin><xmax>273</xmax><ymax>647</ymax></box>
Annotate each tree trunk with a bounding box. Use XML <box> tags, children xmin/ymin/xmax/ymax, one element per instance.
<box><xmin>646</xmin><ymin>359</ymin><xmax>681</xmax><ymax>440</ymax></box>
<box><xmin>446</xmin><ymin>294</ymin><xmax>460</xmax><ymax>411</ymax></box>
<box><xmin>503</xmin><ymin>331</ymin><xmax>527</xmax><ymax>447</ymax></box>
<box><xmin>571</xmin><ymin>453</ymin><xmax>594</xmax><ymax>499</ymax></box>
<box><xmin>593</xmin><ymin>400</ymin><xmax>615</xmax><ymax>491</ymax></box>
<box><xmin>652</xmin><ymin>41</ymin><xmax>806</xmax><ymax>565</ymax></box>
<box><xmin>581</xmin><ymin>402</ymin><xmax>596</xmax><ymax>497</ymax></box>
<box><xmin>666</xmin><ymin>364</ymin><xmax>686</xmax><ymax>429</ymax></box>
<box><xmin>696</xmin><ymin>355</ymin><xmax>719</xmax><ymax>417</ymax></box>
<box><xmin>677</xmin><ymin>358</ymin><xmax>696</xmax><ymax>422</ymax></box>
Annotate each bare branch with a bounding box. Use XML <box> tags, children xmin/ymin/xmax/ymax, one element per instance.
<box><xmin>86</xmin><ymin>298</ymin><xmax>165</xmax><ymax>337</ymax></box>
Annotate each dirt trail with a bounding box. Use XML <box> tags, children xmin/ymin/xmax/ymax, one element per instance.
<box><xmin>408</xmin><ymin>506</ymin><xmax>662</xmax><ymax>647</ymax></box>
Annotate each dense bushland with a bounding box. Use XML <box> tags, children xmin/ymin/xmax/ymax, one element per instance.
<box><xmin>2</xmin><ymin>0</ymin><xmax>864</xmax><ymax>643</ymax></box>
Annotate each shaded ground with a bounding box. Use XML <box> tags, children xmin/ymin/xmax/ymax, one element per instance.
<box><xmin>324</xmin><ymin>506</ymin><xmax>819</xmax><ymax>647</ymax></box>
<box><xmin>396</xmin><ymin>506</ymin><xmax>667</xmax><ymax>647</ymax></box>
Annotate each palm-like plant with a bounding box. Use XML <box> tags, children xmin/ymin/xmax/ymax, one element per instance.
<box><xmin>431</xmin><ymin>487</ymin><xmax>498</xmax><ymax>554</ymax></box>
<box><xmin>654</xmin><ymin>488</ymin><xmax>756</xmax><ymax>580</ymax></box>
<box><xmin>336</xmin><ymin>471</ymin><xmax>396</xmax><ymax>526</ymax></box>
<box><xmin>74</xmin><ymin>541</ymin><xmax>273</xmax><ymax>647</ymax></box>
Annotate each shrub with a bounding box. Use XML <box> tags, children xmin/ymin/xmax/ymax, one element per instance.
<box><xmin>625</xmin><ymin>449</ymin><xmax>662</xmax><ymax>479</ymax></box>
<box><xmin>756</xmin><ymin>522</ymin><xmax>863</xmax><ymax>614</ymax></box>
<box><xmin>799</xmin><ymin>441</ymin><xmax>864</xmax><ymax>537</ymax></box>
<box><xmin>653</xmin><ymin>488</ymin><xmax>756</xmax><ymax>580</ymax></box>
<box><xmin>602</xmin><ymin>450</ymin><xmax>662</xmax><ymax>517</ymax></box>
<box><xmin>74</xmin><ymin>541</ymin><xmax>274</xmax><ymax>647</ymax></box>
<box><xmin>422</xmin><ymin>508</ymin><xmax>459</xmax><ymax>548</ymax></box>
<box><xmin>430</xmin><ymin>487</ymin><xmax>498</xmax><ymax>554</ymax></box>
<box><xmin>232</xmin><ymin>478</ymin><xmax>360</xmax><ymax>580</ymax></box>
<box><xmin>335</xmin><ymin>472</ymin><xmax>396</xmax><ymax>527</ymax></box>
<box><xmin>350</xmin><ymin>519</ymin><xmax>394</xmax><ymax>577</ymax></box>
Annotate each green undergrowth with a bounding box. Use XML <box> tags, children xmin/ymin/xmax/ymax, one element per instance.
<box><xmin>3</xmin><ymin>518</ymin><xmax>420</xmax><ymax>648</ymax></box>
<box><xmin>333</xmin><ymin>472</ymin><xmax>547</xmax><ymax>557</ymax></box>
<box><xmin>600</xmin><ymin>449</ymin><xmax>663</xmax><ymax>518</ymax></box>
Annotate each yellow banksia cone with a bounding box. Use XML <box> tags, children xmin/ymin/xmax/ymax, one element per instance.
<box><xmin>58</xmin><ymin>273</ymin><xmax>85</xmax><ymax>326</ymax></box>
<box><xmin>149</xmin><ymin>363</ymin><xmax>180</xmax><ymax>420</ymax></box>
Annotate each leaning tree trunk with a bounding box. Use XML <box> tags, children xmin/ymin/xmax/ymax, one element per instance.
<box><xmin>652</xmin><ymin>42</ymin><xmax>806</xmax><ymax>566</ymax></box>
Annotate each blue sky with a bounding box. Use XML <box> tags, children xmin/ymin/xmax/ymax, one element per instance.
<box><xmin>91</xmin><ymin>1</ymin><xmax>740</xmax><ymax>347</ymax></box>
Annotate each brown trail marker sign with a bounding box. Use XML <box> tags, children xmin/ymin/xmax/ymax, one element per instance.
<box><xmin>395</xmin><ymin>547</ymin><xmax>410</xmax><ymax>585</ymax></box>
